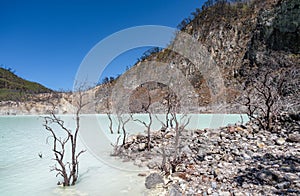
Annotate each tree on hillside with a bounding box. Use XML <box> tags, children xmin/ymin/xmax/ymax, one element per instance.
<box><xmin>101</xmin><ymin>76</ymin><xmax>115</xmax><ymax>85</ymax></box>
<box><xmin>137</xmin><ymin>47</ymin><xmax>162</xmax><ymax>62</ymax></box>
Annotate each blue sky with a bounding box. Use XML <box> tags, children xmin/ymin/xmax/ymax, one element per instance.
<box><xmin>0</xmin><ymin>0</ymin><xmax>205</xmax><ymax>90</ymax></box>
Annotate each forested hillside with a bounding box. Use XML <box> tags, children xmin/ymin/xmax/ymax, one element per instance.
<box><xmin>0</xmin><ymin>67</ymin><xmax>52</xmax><ymax>101</ymax></box>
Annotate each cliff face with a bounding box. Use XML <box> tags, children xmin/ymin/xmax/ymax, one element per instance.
<box><xmin>119</xmin><ymin>0</ymin><xmax>299</xmax><ymax>114</ymax></box>
<box><xmin>180</xmin><ymin>0</ymin><xmax>299</xmax><ymax>88</ymax></box>
<box><xmin>1</xmin><ymin>0</ymin><xmax>299</xmax><ymax>115</ymax></box>
<box><xmin>0</xmin><ymin>93</ymin><xmax>74</xmax><ymax>115</ymax></box>
<box><xmin>257</xmin><ymin>0</ymin><xmax>300</xmax><ymax>54</ymax></box>
<box><xmin>243</xmin><ymin>0</ymin><xmax>300</xmax><ymax>70</ymax></box>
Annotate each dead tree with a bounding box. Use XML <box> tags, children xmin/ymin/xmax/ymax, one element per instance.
<box><xmin>169</xmin><ymin>97</ymin><xmax>191</xmax><ymax>165</ymax></box>
<box><xmin>241</xmin><ymin>71</ymin><xmax>280</xmax><ymax>130</ymax></box>
<box><xmin>155</xmin><ymin>114</ymin><xmax>169</xmax><ymax>173</ymax></box>
<box><xmin>155</xmin><ymin>90</ymin><xmax>176</xmax><ymax>172</ymax></box>
<box><xmin>110</xmin><ymin>135</ymin><xmax>122</xmax><ymax>156</ymax></box>
<box><xmin>116</xmin><ymin>115</ymin><xmax>122</xmax><ymax>134</ymax></box>
<box><xmin>156</xmin><ymin>90</ymin><xmax>190</xmax><ymax>173</ymax></box>
<box><xmin>119</xmin><ymin>114</ymin><xmax>131</xmax><ymax>146</ymax></box>
<box><xmin>43</xmin><ymin>90</ymin><xmax>87</xmax><ymax>186</ymax></box>
<box><xmin>133</xmin><ymin>89</ymin><xmax>152</xmax><ymax>151</ymax></box>
<box><xmin>163</xmin><ymin>90</ymin><xmax>174</xmax><ymax>128</ymax></box>
<box><xmin>240</xmin><ymin>67</ymin><xmax>299</xmax><ymax>131</ymax></box>
<box><xmin>95</xmin><ymin>83</ymin><xmax>114</xmax><ymax>134</ymax></box>
<box><xmin>105</xmin><ymin>97</ymin><xmax>114</xmax><ymax>134</ymax></box>
<box><xmin>110</xmin><ymin>113</ymin><xmax>130</xmax><ymax>156</ymax></box>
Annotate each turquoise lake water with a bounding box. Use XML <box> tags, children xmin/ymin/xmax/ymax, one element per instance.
<box><xmin>0</xmin><ymin>114</ymin><xmax>248</xmax><ymax>195</ymax></box>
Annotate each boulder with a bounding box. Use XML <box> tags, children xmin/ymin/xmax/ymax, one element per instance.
<box><xmin>169</xmin><ymin>184</ymin><xmax>182</xmax><ymax>196</ymax></box>
<box><xmin>138</xmin><ymin>143</ymin><xmax>146</xmax><ymax>151</ymax></box>
<box><xmin>145</xmin><ymin>173</ymin><xmax>164</xmax><ymax>189</ymax></box>
<box><xmin>288</xmin><ymin>134</ymin><xmax>300</xmax><ymax>143</ymax></box>
<box><xmin>275</xmin><ymin>137</ymin><xmax>286</xmax><ymax>145</ymax></box>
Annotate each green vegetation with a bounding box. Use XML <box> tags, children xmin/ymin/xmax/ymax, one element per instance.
<box><xmin>0</xmin><ymin>67</ymin><xmax>52</xmax><ymax>101</ymax></box>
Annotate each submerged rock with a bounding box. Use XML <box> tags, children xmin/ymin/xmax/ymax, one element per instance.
<box><xmin>145</xmin><ymin>173</ymin><xmax>164</xmax><ymax>189</ymax></box>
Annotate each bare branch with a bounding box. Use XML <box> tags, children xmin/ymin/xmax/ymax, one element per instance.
<box><xmin>43</xmin><ymin>86</ymin><xmax>87</xmax><ymax>186</ymax></box>
<box><xmin>132</xmin><ymin>89</ymin><xmax>153</xmax><ymax>151</ymax></box>
<box><xmin>238</xmin><ymin>67</ymin><xmax>299</xmax><ymax>131</ymax></box>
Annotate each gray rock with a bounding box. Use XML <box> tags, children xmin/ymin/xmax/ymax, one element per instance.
<box><xmin>145</xmin><ymin>173</ymin><xmax>164</xmax><ymax>189</ymax></box>
<box><xmin>243</xmin><ymin>153</ymin><xmax>251</xmax><ymax>160</ymax></box>
<box><xmin>275</xmin><ymin>181</ymin><xmax>291</xmax><ymax>189</ymax></box>
<box><xmin>134</xmin><ymin>159</ymin><xmax>142</xmax><ymax>166</ymax></box>
<box><xmin>181</xmin><ymin>145</ymin><xmax>193</xmax><ymax>155</ymax></box>
<box><xmin>211</xmin><ymin>181</ymin><xmax>217</xmax><ymax>189</ymax></box>
<box><xmin>147</xmin><ymin>161</ymin><xmax>157</xmax><ymax>169</ymax></box>
<box><xmin>288</xmin><ymin>133</ymin><xmax>300</xmax><ymax>142</ymax></box>
<box><xmin>231</xmin><ymin>149</ymin><xmax>240</xmax><ymax>156</ymax></box>
<box><xmin>131</xmin><ymin>145</ymin><xmax>138</xmax><ymax>152</ymax></box>
<box><xmin>257</xmin><ymin>170</ymin><xmax>279</xmax><ymax>185</ymax></box>
<box><xmin>197</xmin><ymin>149</ymin><xmax>206</xmax><ymax>161</ymax></box>
<box><xmin>169</xmin><ymin>184</ymin><xmax>182</xmax><ymax>196</ymax></box>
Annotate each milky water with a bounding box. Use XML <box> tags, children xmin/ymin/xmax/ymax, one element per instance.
<box><xmin>0</xmin><ymin>114</ymin><xmax>247</xmax><ymax>196</ymax></box>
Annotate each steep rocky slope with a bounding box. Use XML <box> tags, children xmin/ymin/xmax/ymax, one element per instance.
<box><xmin>93</xmin><ymin>0</ymin><xmax>299</xmax><ymax>114</ymax></box>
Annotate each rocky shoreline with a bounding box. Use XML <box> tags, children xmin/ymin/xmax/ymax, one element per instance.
<box><xmin>115</xmin><ymin>114</ymin><xmax>300</xmax><ymax>195</ymax></box>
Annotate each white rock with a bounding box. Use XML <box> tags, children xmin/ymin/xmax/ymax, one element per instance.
<box><xmin>275</xmin><ymin>137</ymin><xmax>285</xmax><ymax>145</ymax></box>
<box><xmin>138</xmin><ymin>143</ymin><xmax>146</xmax><ymax>151</ymax></box>
<box><xmin>207</xmin><ymin>188</ymin><xmax>213</xmax><ymax>195</ymax></box>
<box><xmin>218</xmin><ymin>191</ymin><xmax>231</xmax><ymax>196</ymax></box>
